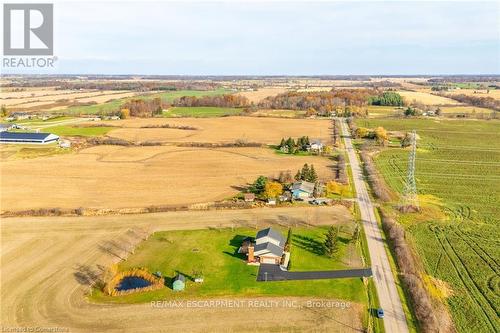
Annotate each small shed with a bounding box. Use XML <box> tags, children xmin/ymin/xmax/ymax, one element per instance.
<box><xmin>244</xmin><ymin>193</ymin><xmax>255</xmax><ymax>202</ymax></box>
<box><xmin>172</xmin><ymin>274</ymin><xmax>185</xmax><ymax>291</ymax></box>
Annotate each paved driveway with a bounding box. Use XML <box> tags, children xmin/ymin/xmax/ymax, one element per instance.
<box><xmin>257</xmin><ymin>264</ymin><xmax>372</xmax><ymax>281</ymax></box>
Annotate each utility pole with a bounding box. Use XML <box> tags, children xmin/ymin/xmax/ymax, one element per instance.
<box><xmin>400</xmin><ymin>130</ymin><xmax>419</xmax><ymax>212</ymax></box>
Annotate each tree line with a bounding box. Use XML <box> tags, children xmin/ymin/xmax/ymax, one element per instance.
<box><xmin>277</xmin><ymin>136</ymin><xmax>311</xmax><ymax>154</ymax></box>
<box><xmin>259</xmin><ymin>89</ymin><xmax>405</xmax><ymax>117</ymax></box>
<box><xmin>173</xmin><ymin>94</ymin><xmax>250</xmax><ymax>108</ymax></box>
<box><xmin>436</xmin><ymin>93</ymin><xmax>500</xmax><ymax>111</ymax></box>
<box><xmin>368</xmin><ymin>91</ymin><xmax>404</xmax><ymax>106</ymax></box>
<box><xmin>121</xmin><ymin>97</ymin><xmax>165</xmax><ymax>117</ymax></box>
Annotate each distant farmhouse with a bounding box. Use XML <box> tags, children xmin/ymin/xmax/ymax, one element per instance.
<box><xmin>240</xmin><ymin>227</ymin><xmax>286</xmax><ymax>265</ymax></box>
<box><xmin>0</xmin><ymin>123</ymin><xmax>13</xmax><ymax>132</ymax></box>
<box><xmin>309</xmin><ymin>139</ymin><xmax>324</xmax><ymax>152</ymax></box>
<box><xmin>0</xmin><ymin>132</ymin><xmax>60</xmax><ymax>144</ymax></box>
<box><xmin>291</xmin><ymin>180</ymin><xmax>315</xmax><ymax>200</ymax></box>
<box><xmin>6</xmin><ymin>112</ymin><xmax>30</xmax><ymax>121</ymax></box>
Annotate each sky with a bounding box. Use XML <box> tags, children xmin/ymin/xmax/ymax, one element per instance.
<box><xmin>2</xmin><ymin>1</ymin><xmax>500</xmax><ymax>75</ymax></box>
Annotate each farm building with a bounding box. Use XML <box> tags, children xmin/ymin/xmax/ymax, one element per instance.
<box><xmin>309</xmin><ymin>140</ymin><xmax>324</xmax><ymax>152</ymax></box>
<box><xmin>242</xmin><ymin>227</ymin><xmax>285</xmax><ymax>265</ymax></box>
<box><xmin>0</xmin><ymin>132</ymin><xmax>60</xmax><ymax>144</ymax></box>
<box><xmin>244</xmin><ymin>193</ymin><xmax>255</xmax><ymax>202</ymax></box>
<box><xmin>0</xmin><ymin>123</ymin><xmax>13</xmax><ymax>132</ymax></box>
<box><xmin>5</xmin><ymin>112</ymin><xmax>30</xmax><ymax>121</ymax></box>
<box><xmin>291</xmin><ymin>181</ymin><xmax>315</xmax><ymax>200</ymax></box>
<box><xmin>172</xmin><ymin>274</ymin><xmax>185</xmax><ymax>291</ymax></box>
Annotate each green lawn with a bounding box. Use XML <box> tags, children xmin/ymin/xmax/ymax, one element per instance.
<box><xmin>10</xmin><ymin>116</ymin><xmax>74</xmax><ymax>124</ymax></box>
<box><xmin>64</xmin><ymin>89</ymin><xmax>229</xmax><ymax>116</ymax></box>
<box><xmin>355</xmin><ymin>117</ymin><xmax>500</xmax><ymax>333</ymax></box>
<box><xmin>163</xmin><ymin>106</ymin><xmax>243</xmax><ymax>118</ymax></box>
<box><xmin>49</xmin><ymin>125</ymin><xmax>115</xmax><ymax>137</ymax></box>
<box><xmin>91</xmin><ymin>226</ymin><xmax>367</xmax><ymax>304</ymax></box>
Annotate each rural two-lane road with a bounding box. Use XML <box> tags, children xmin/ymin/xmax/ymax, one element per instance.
<box><xmin>339</xmin><ymin>118</ymin><xmax>409</xmax><ymax>333</ymax></box>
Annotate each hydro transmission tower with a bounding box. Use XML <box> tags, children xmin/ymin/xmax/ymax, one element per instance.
<box><xmin>400</xmin><ymin>130</ymin><xmax>419</xmax><ymax>212</ymax></box>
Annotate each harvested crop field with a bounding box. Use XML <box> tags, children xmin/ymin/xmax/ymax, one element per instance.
<box><xmin>1</xmin><ymin>145</ymin><xmax>336</xmax><ymax>211</ymax></box>
<box><xmin>104</xmin><ymin>116</ymin><xmax>331</xmax><ymax>144</ymax></box>
<box><xmin>397</xmin><ymin>90</ymin><xmax>461</xmax><ymax>105</ymax></box>
<box><xmin>1</xmin><ymin>90</ymin><xmax>138</xmax><ymax>110</ymax></box>
<box><xmin>236</xmin><ymin>87</ymin><xmax>288</xmax><ymax>103</ymax></box>
<box><xmin>445</xmin><ymin>89</ymin><xmax>500</xmax><ymax>100</ymax></box>
<box><xmin>0</xmin><ymin>207</ymin><xmax>363</xmax><ymax>332</ymax></box>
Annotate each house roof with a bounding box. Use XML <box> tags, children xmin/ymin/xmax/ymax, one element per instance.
<box><xmin>0</xmin><ymin>132</ymin><xmax>59</xmax><ymax>141</ymax></box>
<box><xmin>256</xmin><ymin>227</ymin><xmax>285</xmax><ymax>246</ymax></box>
<box><xmin>0</xmin><ymin>123</ymin><xmax>12</xmax><ymax>129</ymax></box>
<box><xmin>254</xmin><ymin>241</ymin><xmax>284</xmax><ymax>257</ymax></box>
<box><xmin>311</xmin><ymin>139</ymin><xmax>323</xmax><ymax>145</ymax></box>
<box><xmin>292</xmin><ymin>181</ymin><xmax>315</xmax><ymax>194</ymax></box>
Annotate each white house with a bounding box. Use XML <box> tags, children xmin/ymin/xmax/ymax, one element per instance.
<box><xmin>309</xmin><ymin>140</ymin><xmax>324</xmax><ymax>152</ymax></box>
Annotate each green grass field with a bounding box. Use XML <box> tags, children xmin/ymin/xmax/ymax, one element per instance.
<box><xmin>163</xmin><ymin>106</ymin><xmax>243</xmax><ymax>118</ymax></box>
<box><xmin>64</xmin><ymin>89</ymin><xmax>229</xmax><ymax>115</ymax></box>
<box><xmin>10</xmin><ymin>116</ymin><xmax>74</xmax><ymax>124</ymax></box>
<box><xmin>49</xmin><ymin>125</ymin><xmax>115</xmax><ymax>137</ymax></box>
<box><xmin>366</xmin><ymin>105</ymin><xmax>401</xmax><ymax>118</ymax></box>
<box><xmin>91</xmin><ymin>226</ymin><xmax>367</xmax><ymax>304</ymax></box>
<box><xmin>355</xmin><ymin>118</ymin><xmax>500</xmax><ymax>333</ymax></box>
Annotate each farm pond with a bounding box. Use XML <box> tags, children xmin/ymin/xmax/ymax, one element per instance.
<box><xmin>115</xmin><ymin>276</ymin><xmax>152</xmax><ymax>291</ymax></box>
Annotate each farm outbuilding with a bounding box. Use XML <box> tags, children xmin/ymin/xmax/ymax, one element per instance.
<box><xmin>0</xmin><ymin>132</ymin><xmax>59</xmax><ymax>144</ymax></box>
<box><xmin>0</xmin><ymin>123</ymin><xmax>13</xmax><ymax>132</ymax></box>
<box><xmin>172</xmin><ymin>274</ymin><xmax>185</xmax><ymax>291</ymax></box>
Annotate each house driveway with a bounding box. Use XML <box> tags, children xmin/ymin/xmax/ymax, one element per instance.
<box><xmin>257</xmin><ymin>264</ymin><xmax>372</xmax><ymax>281</ymax></box>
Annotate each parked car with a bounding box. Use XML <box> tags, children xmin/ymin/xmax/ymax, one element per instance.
<box><xmin>376</xmin><ymin>308</ymin><xmax>384</xmax><ymax>318</ymax></box>
<box><xmin>310</xmin><ymin>199</ymin><xmax>327</xmax><ymax>205</ymax></box>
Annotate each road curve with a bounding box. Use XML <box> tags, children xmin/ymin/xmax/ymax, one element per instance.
<box><xmin>339</xmin><ymin>118</ymin><xmax>409</xmax><ymax>333</ymax></box>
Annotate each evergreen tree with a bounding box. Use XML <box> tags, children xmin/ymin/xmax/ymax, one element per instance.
<box><xmin>285</xmin><ymin>228</ymin><xmax>293</xmax><ymax>251</ymax></box>
<box><xmin>307</xmin><ymin>164</ymin><xmax>318</xmax><ymax>182</ymax></box>
<box><xmin>286</xmin><ymin>137</ymin><xmax>295</xmax><ymax>154</ymax></box>
<box><xmin>324</xmin><ymin>225</ymin><xmax>338</xmax><ymax>257</ymax></box>
<box><xmin>300</xmin><ymin>164</ymin><xmax>310</xmax><ymax>180</ymax></box>
<box><xmin>250</xmin><ymin>176</ymin><xmax>267</xmax><ymax>194</ymax></box>
<box><xmin>294</xmin><ymin>170</ymin><xmax>301</xmax><ymax>181</ymax></box>
<box><xmin>279</xmin><ymin>138</ymin><xmax>286</xmax><ymax>149</ymax></box>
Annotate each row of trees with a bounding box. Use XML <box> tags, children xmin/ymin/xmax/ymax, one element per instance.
<box><xmin>353</xmin><ymin>126</ymin><xmax>389</xmax><ymax>145</ymax></box>
<box><xmin>294</xmin><ymin>163</ymin><xmax>318</xmax><ymax>183</ymax></box>
<box><xmin>437</xmin><ymin>93</ymin><xmax>500</xmax><ymax>111</ymax></box>
<box><xmin>173</xmin><ymin>94</ymin><xmax>250</xmax><ymax>108</ymax></box>
<box><xmin>248</xmin><ymin>164</ymin><xmax>319</xmax><ymax>199</ymax></box>
<box><xmin>249</xmin><ymin>176</ymin><xmax>283</xmax><ymax>199</ymax></box>
<box><xmin>277</xmin><ymin>136</ymin><xmax>310</xmax><ymax>154</ymax></box>
<box><xmin>259</xmin><ymin>89</ymin><xmax>376</xmax><ymax>117</ymax></box>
